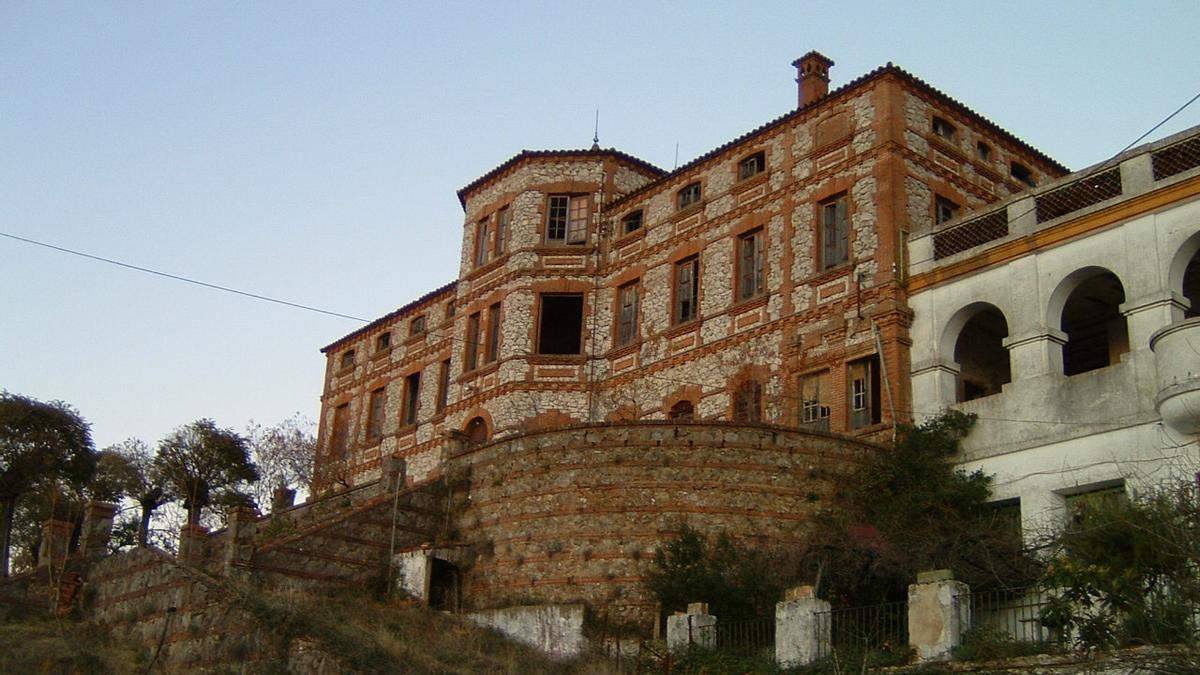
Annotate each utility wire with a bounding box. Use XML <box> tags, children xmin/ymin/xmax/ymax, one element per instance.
<box><xmin>0</xmin><ymin>230</ymin><xmax>371</xmax><ymax>323</ymax></box>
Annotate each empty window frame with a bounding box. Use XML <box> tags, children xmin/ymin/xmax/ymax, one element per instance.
<box><xmin>366</xmin><ymin>387</ymin><xmax>387</xmax><ymax>440</ymax></box>
<box><xmin>617</xmin><ymin>282</ymin><xmax>640</xmax><ymax>346</ymax></box>
<box><xmin>733</xmin><ymin>380</ymin><xmax>763</xmax><ymax>423</ymax></box>
<box><xmin>546</xmin><ymin>195</ymin><xmax>589</xmax><ymax>245</ymax></box>
<box><xmin>935</xmin><ymin>195</ymin><xmax>960</xmax><ymax>224</ymax></box>
<box><xmin>331</xmin><ymin>403</ymin><xmax>350</xmax><ymax>455</ymax></box>
<box><xmin>821</xmin><ymin>194</ymin><xmax>849</xmax><ymax>269</ymax></box>
<box><xmin>677</xmin><ymin>182</ymin><xmax>702</xmax><ymax>210</ymax></box>
<box><xmin>1061</xmin><ymin>271</ymin><xmax>1129</xmax><ymax>376</ymax></box>
<box><xmin>738</xmin><ymin>151</ymin><xmax>766</xmax><ymax>180</ymax></box>
<box><xmin>445</xmin><ymin>300</ymin><xmax>456</xmax><ymax>320</ymax></box>
<box><xmin>931</xmin><ymin>116</ymin><xmax>957</xmax><ymax>141</ymax></box>
<box><xmin>465</xmin><ymin>312</ymin><xmax>481</xmax><ymax>371</ymax></box>
<box><xmin>537</xmin><ymin>294</ymin><xmax>584</xmax><ymax>355</ymax></box>
<box><xmin>848</xmin><ymin>356</ymin><xmax>882</xmax><ymax>429</ymax></box>
<box><xmin>475</xmin><ymin>218</ymin><xmax>490</xmax><ymax>267</ymax></box>
<box><xmin>485</xmin><ymin>302</ymin><xmax>501</xmax><ymax>364</ymax></box>
<box><xmin>436</xmin><ymin>359</ymin><xmax>450</xmax><ymax>413</ymax></box>
<box><xmin>668</xmin><ymin>400</ymin><xmax>695</xmax><ymax>421</ymax></box>
<box><xmin>339</xmin><ymin>349</ymin><xmax>356</xmax><ymax>370</ymax></box>
<box><xmin>737</xmin><ymin>229</ymin><xmax>765</xmax><ymax>301</ymax></box>
<box><xmin>495</xmin><ymin>206</ymin><xmax>510</xmax><ymax>256</ymax></box>
<box><xmin>1011</xmin><ymin>161</ymin><xmax>1036</xmax><ymax>188</ymax></box>
<box><xmin>465</xmin><ymin>416</ymin><xmax>488</xmax><ymax>447</ymax></box>
<box><xmin>410</xmin><ymin>315</ymin><xmax>426</xmax><ymax>336</ymax></box>
<box><xmin>621</xmin><ymin>209</ymin><xmax>644</xmax><ymax>235</ymax></box>
<box><xmin>375</xmin><ymin>332</ymin><xmax>392</xmax><ymax>352</ymax></box>
<box><xmin>1064</xmin><ymin>482</ymin><xmax>1127</xmax><ymax>526</ymax></box>
<box><xmin>402</xmin><ymin>371</ymin><xmax>421</xmax><ymax>427</ymax></box>
<box><xmin>977</xmin><ymin>141</ymin><xmax>992</xmax><ymax>162</ymax></box>
<box><xmin>674</xmin><ymin>256</ymin><xmax>700</xmax><ymax>324</ymax></box>
<box><xmin>799</xmin><ymin>371</ymin><xmax>831</xmax><ymax>431</ymax></box>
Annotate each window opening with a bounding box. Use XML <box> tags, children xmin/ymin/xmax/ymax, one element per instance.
<box><xmin>1183</xmin><ymin>249</ymin><xmax>1200</xmax><ymax>319</ymax></box>
<box><xmin>547</xmin><ymin>195</ymin><xmax>588</xmax><ymax>245</ymax></box>
<box><xmin>821</xmin><ymin>194</ymin><xmax>849</xmax><ymax>269</ymax></box>
<box><xmin>677</xmin><ymin>182</ymin><xmax>701</xmax><ymax>210</ymax></box>
<box><xmin>1011</xmin><ymin>161</ymin><xmax>1036</xmax><ymax>188</ymax></box>
<box><xmin>331</xmin><ymin>403</ymin><xmax>350</xmax><ymax>455</ymax></box>
<box><xmin>621</xmin><ymin>209</ymin><xmax>644</xmax><ymax>235</ymax></box>
<box><xmin>739</xmin><ymin>151</ymin><xmax>766</xmax><ymax>180</ymax></box>
<box><xmin>485</xmin><ymin>302</ymin><xmax>501</xmax><ymax>363</ymax></box>
<box><xmin>669</xmin><ymin>400</ymin><xmax>694</xmax><ymax>421</ymax></box>
<box><xmin>402</xmin><ymin>372</ymin><xmax>421</xmax><ymax>426</ymax></box>
<box><xmin>1065</xmin><ymin>483</ymin><xmax>1127</xmax><ymax>526</ymax></box>
<box><xmin>932</xmin><ymin>116</ymin><xmax>957</xmax><ymax>141</ymax></box>
<box><xmin>436</xmin><ymin>359</ymin><xmax>450</xmax><ymax>413</ymax></box>
<box><xmin>848</xmin><ymin>356</ymin><xmax>882</xmax><ymax>429</ymax></box>
<box><xmin>537</xmin><ymin>294</ymin><xmax>584</xmax><ymax>355</ymax></box>
<box><xmin>410</xmin><ymin>315</ymin><xmax>426</xmax><ymax>336</ymax></box>
<box><xmin>465</xmin><ymin>416</ymin><xmax>488</xmax><ymax>447</ymax></box>
<box><xmin>737</xmin><ymin>229</ymin><xmax>765</xmax><ymax>301</ymax></box>
<box><xmin>1061</xmin><ymin>271</ymin><xmax>1128</xmax><ymax>376</ymax></box>
<box><xmin>340</xmin><ymin>349</ymin><xmax>356</xmax><ymax>370</ymax></box>
<box><xmin>495</xmin><ymin>207</ymin><xmax>509</xmax><ymax>256</ymax></box>
<box><xmin>674</xmin><ymin>257</ymin><xmax>700</xmax><ymax>324</ymax></box>
<box><xmin>954</xmin><ymin>306</ymin><xmax>1011</xmax><ymax>401</ymax></box>
<box><xmin>445</xmin><ymin>300</ymin><xmax>455</xmax><ymax>319</ymax></box>
<box><xmin>977</xmin><ymin>141</ymin><xmax>992</xmax><ymax>162</ymax></box>
<box><xmin>376</xmin><ymin>332</ymin><xmax>391</xmax><ymax>352</ymax></box>
<box><xmin>935</xmin><ymin>195</ymin><xmax>960</xmax><ymax>224</ymax></box>
<box><xmin>366</xmin><ymin>387</ymin><xmax>386</xmax><ymax>440</ymax></box>
<box><xmin>800</xmin><ymin>371</ymin><xmax>831</xmax><ymax>431</ymax></box>
<box><xmin>733</xmin><ymin>380</ymin><xmax>763</xmax><ymax>422</ymax></box>
<box><xmin>617</xmin><ymin>282</ymin><xmax>640</xmax><ymax>346</ymax></box>
<box><xmin>465</xmin><ymin>312</ymin><xmax>481</xmax><ymax>371</ymax></box>
<box><xmin>475</xmin><ymin>218</ymin><xmax>490</xmax><ymax>267</ymax></box>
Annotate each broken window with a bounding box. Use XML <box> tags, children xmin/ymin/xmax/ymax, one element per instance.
<box><xmin>674</xmin><ymin>257</ymin><xmax>700</xmax><ymax>324</ymax></box>
<box><xmin>621</xmin><ymin>209</ymin><xmax>644</xmax><ymax>235</ymax></box>
<box><xmin>954</xmin><ymin>305</ymin><xmax>1011</xmax><ymax>401</ymax></box>
<box><xmin>1061</xmin><ymin>271</ymin><xmax>1128</xmax><ymax>376</ymax></box>
<box><xmin>733</xmin><ymin>380</ymin><xmax>763</xmax><ymax>423</ymax></box>
<box><xmin>402</xmin><ymin>371</ymin><xmax>421</xmax><ymax>427</ymax></box>
<box><xmin>410</xmin><ymin>315</ymin><xmax>426</xmax><ymax>336</ymax></box>
<box><xmin>617</xmin><ymin>282</ymin><xmax>640</xmax><ymax>346</ymax></box>
<box><xmin>465</xmin><ymin>312</ymin><xmax>481</xmax><ymax>371</ymax></box>
<box><xmin>1011</xmin><ymin>161</ymin><xmax>1036</xmax><ymax>188</ymax></box>
<box><xmin>848</xmin><ymin>356</ymin><xmax>882</xmax><ymax>429</ymax></box>
<box><xmin>737</xmin><ymin>229</ymin><xmax>765</xmax><ymax>301</ymax></box>
<box><xmin>546</xmin><ymin>195</ymin><xmax>588</xmax><ymax>245</ymax></box>
<box><xmin>375</xmin><ymin>332</ymin><xmax>391</xmax><ymax>352</ymax></box>
<box><xmin>800</xmin><ymin>371</ymin><xmax>831</xmax><ymax>431</ymax></box>
<box><xmin>366</xmin><ymin>387</ymin><xmax>386</xmax><ymax>440</ymax></box>
<box><xmin>821</xmin><ymin>194</ymin><xmax>849</xmax><ymax>269</ymax></box>
<box><xmin>935</xmin><ymin>195</ymin><xmax>960</xmax><ymax>224</ymax></box>
<box><xmin>485</xmin><ymin>302</ymin><xmax>501</xmax><ymax>363</ymax></box>
<box><xmin>436</xmin><ymin>359</ymin><xmax>450</xmax><ymax>413</ymax></box>
<box><xmin>677</xmin><ymin>182</ymin><xmax>701</xmax><ymax>210</ymax></box>
<box><xmin>331</xmin><ymin>403</ymin><xmax>350</xmax><ymax>456</ymax></box>
<box><xmin>977</xmin><ymin>141</ymin><xmax>992</xmax><ymax>162</ymax></box>
<box><xmin>537</xmin><ymin>294</ymin><xmax>584</xmax><ymax>355</ymax></box>
<box><xmin>495</xmin><ymin>206</ymin><xmax>509</xmax><ymax>256</ymax></box>
<box><xmin>465</xmin><ymin>416</ymin><xmax>488</xmax><ymax>447</ymax></box>
<box><xmin>932</xmin><ymin>116</ymin><xmax>957</xmax><ymax>142</ymax></box>
<box><xmin>339</xmin><ymin>349</ymin><xmax>356</xmax><ymax>370</ymax></box>
<box><xmin>474</xmin><ymin>217</ymin><xmax>490</xmax><ymax>267</ymax></box>
<box><xmin>738</xmin><ymin>151</ymin><xmax>766</xmax><ymax>180</ymax></box>
<box><xmin>668</xmin><ymin>400</ymin><xmax>694</xmax><ymax>421</ymax></box>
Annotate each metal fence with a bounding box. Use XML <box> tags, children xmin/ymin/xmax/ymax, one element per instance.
<box><xmin>691</xmin><ymin>614</ymin><xmax>775</xmax><ymax>652</ymax></box>
<box><xmin>933</xmin><ymin>209</ymin><xmax>1009</xmax><ymax>260</ymax></box>
<box><xmin>960</xmin><ymin>587</ymin><xmax>1061</xmax><ymax>646</ymax></box>
<box><xmin>1152</xmin><ymin>135</ymin><xmax>1200</xmax><ymax>180</ymax></box>
<box><xmin>814</xmin><ymin>600</ymin><xmax>909</xmax><ymax>660</ymax></box>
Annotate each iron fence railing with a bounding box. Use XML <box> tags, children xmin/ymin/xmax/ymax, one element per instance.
<box><xmin>691</xmin><ymin>614</ymin><xmax>775</xmax><ymax>653</ymax></box>
<box><xmin>960</xmin><ymin>587</ymin><xmax>1062</xmax><ymax>646</ymax></box>
<box><xmin>814</xmin><ymin>600</ymin><xmax>908</xmax><ymax>660</ymax></box>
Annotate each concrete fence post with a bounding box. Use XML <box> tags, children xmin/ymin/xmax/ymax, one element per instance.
<box><xmin>37</xmin><ymin>518</ymin><xmax>73</xmax><ymax>571</ymax></box>
<box><xmin>78</xmin><ymin>501</ymin><xmax>118</xmax><ymax>563</ymax></box>
<box><xmin>666</xmin><ymin>602</ymin><xmax>716</xmax><ymax>652</ymax></box>
<box><xmin>223</xmin><ymin>506</ymin><xmax>258</xmax><ymax>574</ymax></box>
<box><xmin>775</xmin><ymin>585</ymin><xmax>830</xmax><ymax>667</ymax></box>
<box><xmin>908</xmin><ymin>569</ymin><xmax>970</xmax><ymax>662</ymax></box>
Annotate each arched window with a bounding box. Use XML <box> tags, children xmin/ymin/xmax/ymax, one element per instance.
<box><xmin>953</xmin><ymin>305</ymin><xmax>1011</xmax><ymax>401</ymax></box>
<box><xmin>1061</xmin><ymin>271</ymin><xmax>1128</xmax><ymax>376</ymax></box>
<box><xmin>1183</xmin><ymin>248</ymin><xmax>1200</xmax><ymax>319</ymax></box>
<box><xmin>465</xmin><ymin>417</ymin><xmax>489</xmax><ymax>447</ymax></box>
<box><xmin>733</xmin><ymin>381</ymin><xmax>763</xmax><ymax>422</ymax></box>
<box><xmin>668</xmin><ymin>400</ymin><xmax>694</xmax><ymax>422</ymax></box>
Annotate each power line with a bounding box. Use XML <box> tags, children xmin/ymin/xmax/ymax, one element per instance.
<box><xmin>0</xmin><ymin>230</ymin><xmax>371</xmax><ymax>323</ymax></box>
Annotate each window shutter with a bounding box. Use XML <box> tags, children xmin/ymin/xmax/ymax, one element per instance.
<box><xmin>836</xmin><ymin>198</ymin><xmax>850</xmax><ymax>263</ymax></box>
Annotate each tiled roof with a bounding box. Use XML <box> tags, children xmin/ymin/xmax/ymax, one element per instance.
<box><xmin>455</xmin><ymin>148</ymin><xmax>666</xmax><ymax>208</ymax></box>
<box><xmin>321</xmin><ymin>280</ymin><xmax>458</xmax><ymax>353</ymax></box>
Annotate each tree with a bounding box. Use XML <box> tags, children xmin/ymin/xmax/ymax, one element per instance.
<box><xmin>0</xmin><ymin>392</ymin><xmax>96</xmax><ymax>576</ymax></box>
<box><xmin>243</xmin><ymin>414</ymin><xmax>316</xmax><ymax>509</ymax></box>
<box><xmin>103</xmin><ymin>439</ymin><xmax>172</xmax><ymax>546</ymax></box>
<box><xmin>154</xmin><ymin>420</ymin><xmax>258</xmax><ymax>526</ymax></box>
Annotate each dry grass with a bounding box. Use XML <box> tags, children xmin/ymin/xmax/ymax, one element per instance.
<box><xmin>0</xmin><ymin>605</ymin><xmax>141</xmax><ymax>675</ymax></box>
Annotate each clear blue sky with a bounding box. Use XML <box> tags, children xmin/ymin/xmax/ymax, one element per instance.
<box><xmin>3</xmin><ymin>1</ymin><xmax>1198</xmax><ymax>450</ymax></box>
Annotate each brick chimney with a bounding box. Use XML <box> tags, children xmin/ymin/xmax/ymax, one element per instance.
<box><xmin>793</xmin><ymin>51</ymin><xmax>835</xmax><ymax>108</ymax></box>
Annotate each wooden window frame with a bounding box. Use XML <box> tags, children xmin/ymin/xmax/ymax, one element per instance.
<box><xmin>485</xmin><ymin>302</ymin><xmax>501</xmax><ymax>364</ymax></box>
<box><xmin>820</xmin><ymin>194</ymin><xmax>850</xmax><ymax>270</ymax></box>
<box><xmin>546</xmin><ymin>194</ymin><xmax>589</xmax><ymax>245</ymax></box>
<box><xmin>435</xmin><ymin>359</ymin><xmax>451</xmax><ymax>413</ymax></box>
<box><xmin>736</xmin><ymin>229</ymin><xmax>766</xmax><ymax>301</ymax></box>
<box><xmin>494</xmin><ymin>206</ymin><xmax>510</xmax><ymax>256</ymax></box>
<box><xmin>673</xmin><ymin>256</ymin><xmax>700</xmax><ymax>325</ymax></box>
<box><xmin>677</xmin><ymin>182</ymin><xmax>702</xmax><ymax>210</ymax></box>
<box><xmin>738</xmin><ymin>151</ymin><xmax>766</xmax><ymax>181</ymax></box>
<box><xmin>366</xmin><ymin>387</ymin><xmax>387</xmax><ymax>440</ymax></box>
<box><xmin>617</xmin><ymin>281</ymin><xmax>640</xmax><ymax>347</ymax></box>
<box><xmin>935</xmin><ymin>195</ymin><xmax>960</xmax><ymax>225</ymax></box>
<box><xmin>474</xmin><ymin>217</ymin><xmax>490</xmax><ymax>267</ymax></box>
<box><xmin>621</xmin><ymin>209</ymin><xmax>644</xmax><ymax>235</ymax></box>
<box><xmin>402</xmin><ymin>371</ymin><xmax>421</xmax><ymax>427</ymax></box>
<box><xmin>465</xmin><ymin>312</ymin><xmax>481</xmax><ymax>372</ymax></box>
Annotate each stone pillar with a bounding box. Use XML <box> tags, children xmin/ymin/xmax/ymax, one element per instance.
<box><xmin>385</xmin><ymin>455</ymin><xmax>408</xmax><ymax>492</ymax></box>
<box><xmin>223</xmin><ymin>506</ymin><xmax>257</xmax><ymax>574</ymax></box>
<box><xmin>78</xmin><ymin>501</ymin><xmax>118</xmax><ymax>563</ymax></box>
<box><xmin>911</xmin><ymin>361</ymin><xmax>959</xmax><ymax>419</ymax></box>
<box><xmin>908</xmin><ymin>569</ymin><xmax>970</xmax><ymax>662</ymax></box>
<box><xmin>37</xmin><ymin>519</ymin><xmax>73</xmax><ymax>571</ymax></box>
<box><xmin>775</xmin><ymin>585</ymin><xmax>830</xmax><ymax>667</ymax></box>
<box><xmin>1123</xmin><ymin>294</ymin><xmax>1188</xmax><ymax>353</ymax></box>
<box><xmin>1004</xmin><ymin>329</ymin><xmax>1066</xmax><ymax>380</ymax></box>
<box><xmin>177</xmin><ymin>524</ymin><xmax>210</xmax><ymax>564</ymax></box>
<box><xmin>270</xmin><ymin>486</ymin><xmax>297</xmax><ymax>513</ymax></box>
<box><xmin>666</xmin><ymin>602</ymin><xmax>716</xmax><ymax>652</ymax></box>
<box><xmin>1007</xmin><ymin>196</ymin><xmax>1037</xmax><ymax>236</ymax></box>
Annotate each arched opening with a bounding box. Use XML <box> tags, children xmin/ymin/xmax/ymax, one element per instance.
<box><xmin>1183</xmin><ymin>249</ymin><xmax>1200</xmax><ymax>319</ymax></box>
<box><xmin>733</xmin><ymin>381</ymin><xmax>763</xmax><ymax>422</ymax></box>
<box><xmin>1060</xmin><ymin>271</ymin><xmax>1128</xmax><ymax>376</ymax></box>
<box><xmin>668</xmin><ymin>400</ymin><xmax>694</xmax><ymax>421</ymax></box>
<box><xmin>428</xmin><ymin>558</ymin><xmax>461</xmax><ymax>611</ymax></box>
<box><xmin>953</xmin><ymin>305</ymin><xmax>1011</xmax><ymax>401</ymax></box>
<box><xmin>465</xmin><ymin>416</ymin><xmax>489</xmax><ymax>447</ymax></box>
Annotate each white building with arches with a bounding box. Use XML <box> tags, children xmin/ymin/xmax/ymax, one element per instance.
<box><xmin>908</xmin><ymin>126</ymin><xmax>1200</xmax><ymax>542</ymax></box>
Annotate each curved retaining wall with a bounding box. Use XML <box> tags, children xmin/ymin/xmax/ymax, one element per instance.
<box><xmin>445</xmin><ymin>421</ymin><xmax>875</xmax><ymax>630</ymax></box>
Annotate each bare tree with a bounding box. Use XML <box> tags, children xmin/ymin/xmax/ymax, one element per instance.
<box><xmin>244</xmin><ymin>414</ymin><xmax>316</xmax><ymax>508</ymax></box>
<box><xmin>154</xmin><ymin>420</ymin><xmax>258</xmax><ymax>526</ymax></box>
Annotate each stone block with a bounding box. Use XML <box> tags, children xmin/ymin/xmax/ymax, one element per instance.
<box><xmin>908</xmin><ymin>571</ymin><xmax>969</xmax><ymax>662</ymax></box>
<box><xmin>776</xmin><ymin>589</ymin><xmax>830</xmax><ymax>667</ymax></box>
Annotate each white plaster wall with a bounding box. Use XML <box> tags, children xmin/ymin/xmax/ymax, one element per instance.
<box><xmin>466</xmin><ymin>604</ymin><xmax>587</xmax><ymax>658</ymax></box>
